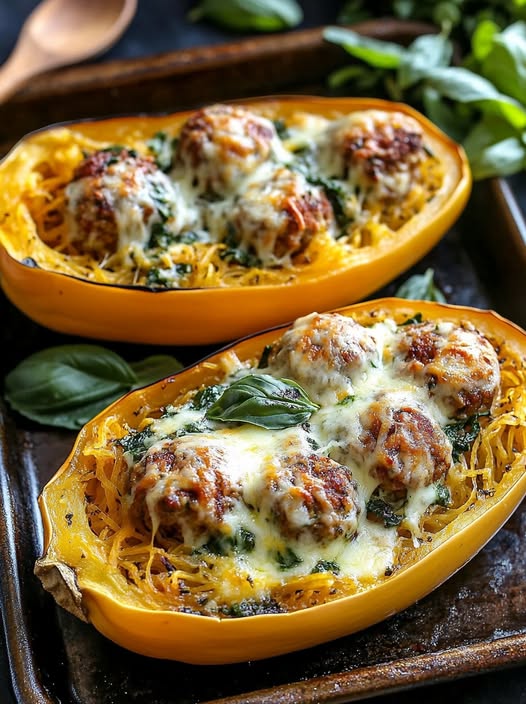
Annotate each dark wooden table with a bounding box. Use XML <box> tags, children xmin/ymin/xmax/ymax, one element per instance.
<box><xmin>0</xmin><ymin>2</ymin><xmax>525</xmax><ymax>703</ymax></box>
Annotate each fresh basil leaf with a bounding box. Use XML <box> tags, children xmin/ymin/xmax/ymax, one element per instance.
<box><xmin>422</xmin><ymin>87</ymin><xmax>471</xmax><ymax>143</ymax></box>
<box><xmin>188</xmin><ymin>0</ymin><xmax>303</xmax><ymax>31</ymax></box>
<box><xmin>327</xmin><ymin>64</ymin><xmax>377</xmax><ymax>90</ymax></box>
<box><xmin>398</xmin><ymin>34</ymin><xmax>453</xmax><ymax>89</ymax></box>
<box><xmin>323</xmin><ymin>26</ymin><xmax>407</xmax><ymax>69</ymax></box>
<box><xmin>205</xmin><ymin>374</ymin><xmax>319</xmax><ymax>429</ymax></box>
<box><xmin>480</xmin><ymin>21</ymin><xmax>526</xmax><ymax>104</ymax></box>
<box><xmin>463</xmin><ymin>116</ymin><xmax>526</xmax><ymax>179</ymax></box>
<box><xmin>395</xmin><ymin>268</ymin><xmax>446</xmax><ymax>302</ymax></box>
<box><xmin>130</xmin><ymin>355</ymin><xmax>183</xmax><ymax>388</ymax></box>
<box><xmin>471</xmin><ymin>19</ymin><xmax>500</xmax><ymax>62</ymax></box>
<box><xmin>4</xmin><ymin>346</ymin><xmax>182</xmax><ymax>430</ymax></box>
<box><xmin>423</xmin><ymin>66</ymin><xmax>526</xmax><ymax>129</ymax></box>
<box><xmin>468</xmin><ymin>136</ymin><xmax>526</xmax><ymax>179</ymax></box>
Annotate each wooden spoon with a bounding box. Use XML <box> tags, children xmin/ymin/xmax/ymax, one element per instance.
<box><xmin>0</xmin><ymin>0</ymin><xmax>138</xmax><ymax>103</ymax></box>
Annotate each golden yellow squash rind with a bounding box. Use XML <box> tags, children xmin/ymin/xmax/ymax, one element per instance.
<box><xmin>0</xmin><ymin>97</ymin><xmax>471</xmax><ymax>345</ymax></box>
<box><xmin>35</xmin><ymin>298</ymin><xmax>526</xmax><ymax>664</ymax></box>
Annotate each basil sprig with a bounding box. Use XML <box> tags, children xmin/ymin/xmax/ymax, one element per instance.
<box><xmin>188</xmin><ymin>0</ymin><xmax>303</xmax><ymax>32</ymax></box>
<box><xmin>4</xmin><ymin>345</ymin><xmax>182</xmax><ymax>430</ymax></box>
<box><xmin>395</xmin><ymin>268</ymin><xmax>446</xmax><ymax>302</ymax></box>
<box><xmin>205</xmin><ymin>374</ymin><xmax>319</xmax><ymax>429</ymax></box>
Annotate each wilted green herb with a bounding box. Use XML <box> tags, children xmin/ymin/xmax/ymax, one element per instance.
<box><xmin>395</xmin><ymin>268</ymin><xmax>447</xmax><ymax>302</ymax></box>
<box><xmin>444</xmin><ymin>412</ymin><xmax>489</xmax><ymax>461</ymax></box>
<box><xmin>366</xmin><ymin>496</ymin><xmax>403</xmax><ymax>527</ymax></box>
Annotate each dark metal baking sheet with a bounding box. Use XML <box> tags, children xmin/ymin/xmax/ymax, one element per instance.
<box><xmin>1</xmin><ymin>22</ymin><xmax>526</xmax><ymax>704</ymax></box>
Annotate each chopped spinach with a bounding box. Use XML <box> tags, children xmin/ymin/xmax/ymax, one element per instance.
<box><xmin>147</xmin><ymin>131</ymin><xmax>179</xmax><ymax>172</ymax></box>
<box><xmin>434</xmin><ymin>482</ymin><xmax>452</xmax><ymax>507</ymax></box>
<box><xmin>273</xmin><ymin>118</ymin><xmax>290</xmax><ymax>139</ymax></box>
<box><xmin>118</xmin><ymin>427</ymin><xmax>153</xmax><ymax>462</ymax></box>
<box><xmin>274</xmin><ymin>547</ymin><xmax>302</xmax><ymax>570</ymax></box>
<box><xmin>444</xmin><ymin>412</ymin><xmax>489</xmax><ymax>462</ymax></box>
<box><xmin>146</xmin><ymin>264</ymin><xmax>192</xmax><ymax>287</ymax></box>
<box><xmin>191</xmin><ymin>384</ymin><xmax>227</xmax><ymax>411</ymax></box>
<box><xmin>220</xmin><ymin>597</ymin><xmax>284</xmax><ymax>618</ymax></box>
<box><xmin>399</xmin><ymin>312</ymin><xmax>423</xmax><ymax>326</ymax></box>
<box><xmin>366</xmin><ymin>496</ymin><xmax>403</xmax><ymax>527</ymax></box>
<box><xmin>311</xmin><ymin>560</ymin><xmax>340</xmax><ymax>575</ymax></box>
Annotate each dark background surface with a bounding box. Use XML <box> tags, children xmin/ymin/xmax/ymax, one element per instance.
<box><xmin>0</xmin><ymin>1</ymin><xmax>525</xmax><ymax>703</ymax></box>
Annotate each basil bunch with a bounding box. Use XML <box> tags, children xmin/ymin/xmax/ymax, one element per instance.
<box><xmin>324</xmin><ymin>21</ymin><xmax>526</xmax><ymax>180</ymax></box>
<box><xmin>395</xmin><ymin>268</ymin><xmax>447</xmax><ymax>302</ymax></box>
<box><xmin>188</xmin><ymin>0</ymin><xmax>303</xmax><ymax>32</ymax></box>
<box><xmin>4</xmin><ymin>346</ymin><xmax>182</xmax><ymax>430</ymax></box>
<box><xmin>205</xmin><ymin>374</ymin><xmax>319</xmax><ymax>429</ymax></box>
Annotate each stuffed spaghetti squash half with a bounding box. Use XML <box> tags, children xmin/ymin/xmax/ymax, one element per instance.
<box><xmin>35</xmin><ymin>299</ymin><xmax>526</xmax><ymax>663</ymax></box>
<box><xmin>0</xmin><ymin>97</ymin><xmax>470</xmax><ymax>344</ymax></box>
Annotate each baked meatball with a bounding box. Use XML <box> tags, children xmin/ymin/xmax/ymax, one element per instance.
<box><xmin>318</xmin><ymin>110</ymin><xmax>425</xmax><ymax>201</ymax></box>
<box><xmin>267</xmin><ymin>312</ymin><xmax>378</xmax><ymax>404</ymax></box>
<box><xmin>229</xmin><ymin>167</ymin><xmax>335</xmax><ymax>266</ymax></box>
<box><xmin>356</xmin><ymin>392</ymin><xmax>452</xmax><ymax>493</ymax></box>
<box><xmin>176</xmin><ymin>104</ymin><xmax>280</xmax><ymax>195</ymax></box>
<box><xmin>128</xmin><ymin>435</ymin><xmax>239</xmax><ymax>544</ymax></box>
<box><xmin>65</xmin><ymin>147</ymin><xmax>188</xmax><ymax>257</ymax></box>
<box><xmin>395</xmin><ymin>321</ymin><xmax>500</xmax><ymax>417</ymax></box>
<box><xmin>251</xmin><ymin>453</ymin><xmax>360</xmax><ymax>543</ymax></box>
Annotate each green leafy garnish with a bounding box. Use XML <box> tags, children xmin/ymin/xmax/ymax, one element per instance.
<box><xmin>118</xmin><ymin>427</ymin><xmax>154</xmax><ymax>462</ymax></box>
<box><xmin>444</xmin><ymin>412</ymin><xmax>489</xmax><ymax>461</ymax></box>
<box><xmin>311</xmin><ymin>560</ymin><xmax>341</xmax><ymax>575</ymax></box>
<box><xmin>399</xmin><ymin>312</ymin><xmax>423</xmax><ymax>326</ymax></box>
<box><xmin>395</xmin><ymin>268</ymin><xmax>447</xmax><ymax>302</ymax></box>
<box><xmin>205</xmin><ymin>374</ymin><xmax>320</xmax><ymax>429</ymax></box>
<box><xmin>274</xmin><ymin>547</ymin><xmax>302</xmax><ymax>570</ymax></box>
<box><xmin>191</xmin><ymin>384</ymin><xmax>227</xmax><ymax>411</ymax></box>
<box><xmin>146</xmin><ymin>264</ymin><xmax>193</xmax><ymax>288</ymax></box>
<box><xmin>202</xmin><ymin>527</ymin><xmax>256</xmax><ymax>556</ymax></box>
<box><xmin>221</xmin><ymin>598</ymin><xmax>283</xmax><ymax>617</ymax></box>
<box><xmin>188</xmin><ymin>0</ymin><xmax>303</xmax><ymax>32</ymax></box>
<box><xmin>146</xmin><ymin>131</ymin><xmax>179</xmax><ymax>172</ymax></box>
<box><xmin>4</xmin><ymin>346</ymin><xmax>182</xmax><ymax>430</ymax></box>
<box><xmin>323</xmin><ymin>18</ymin><xmax>526</xmax><ymax>180</ymax></box>
<box><xmin>434</xmin><ymin>482</ymin><xmax>452</xmax><ymax>507</ymax></box>
<box><xmin>366</xmin><ymin>496</ymin><xmax>403</xmax><ymax>527</ymax></box>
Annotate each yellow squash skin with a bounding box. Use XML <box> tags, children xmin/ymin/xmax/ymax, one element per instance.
<box><xmin>35</xmin><ymin>299</ymin><xmax>526</xmax><ymax>664</ymax></box>
<box><xmin>0</xmin><ymin>97</ymin><xmax>471</xmax><ymax>345</ymax></box>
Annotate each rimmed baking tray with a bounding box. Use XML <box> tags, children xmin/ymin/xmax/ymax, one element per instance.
<box><xmin>0</xmin><ymin>19</ymin><xmax>526</xmax><ymax>704</ymax></box>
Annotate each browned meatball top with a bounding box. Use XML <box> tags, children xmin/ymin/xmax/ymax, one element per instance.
<box><xmin>129</xmin><ymin>436</ymin><xmax>239</xmax><ymax>543</ymax></box>
<box><xmin>395</xmin><ymin>321</ymin><xmax>500</xmax><ymax>417</ymax></box>
<box><xmin>230</xmin><ymin>167</ymin><xmax>334</xmax><ymax>266</ymax></box>
<box><xmin>253</xmin><ymin>453</ymin><xmax>361</xmax><ymax>543</ymax></box>
<box><xmin>65</xmin><ymin>147</ymin><xmax>184</xmax><ymax>257</ymax></box>
<box><xmin>319</xmin><ymin>110</ymin><xmax>425</xmax><ymax>201</ymax></box>
<box><xmin>176</xmin><ymin>104</ymin><xmax>278</xmax><ymax>195</ymax></box>
<box><xmin>356</xmin><ymin>393</ymin><xmax>452</xmax><ymax>492</ymax></box>
<box><xmin>267</xmin><ymin>312</ymin><xmax>378</xmax><ymax>404</ymax></box>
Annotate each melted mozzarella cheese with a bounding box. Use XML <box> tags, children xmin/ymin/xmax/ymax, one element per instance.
<box><xmin>127</xmin><ymin>317</ymin><xmax>461</xmax><ymax>597</ymax></box>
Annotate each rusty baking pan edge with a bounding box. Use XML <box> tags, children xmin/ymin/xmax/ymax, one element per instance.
<box><xmin>205</xmin><ymin>634</ymin><xmax>526</xmax><ymax>704</ymax></box>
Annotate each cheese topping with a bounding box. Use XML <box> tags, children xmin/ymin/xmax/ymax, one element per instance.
<box><xmin>119</xmin><ymin>312</ymin><xmax>501</xmax><ymax>613</ymax></box>
<box><xmin>26</xmin><ymin>103</ymin><xmax>443</xmax><ymax>289</ymax></box>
